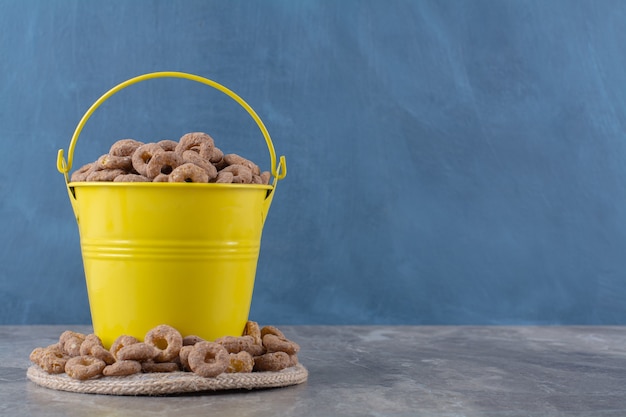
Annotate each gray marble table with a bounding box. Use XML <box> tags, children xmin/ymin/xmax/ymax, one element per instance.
<box><xmin>1</xmin><ymin>325</ymin><xmax>625</xmax><ymax>416</ymax></box>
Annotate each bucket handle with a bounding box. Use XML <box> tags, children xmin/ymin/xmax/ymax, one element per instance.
<box><xmin>56</xmin><ymin>71</ymin><xmax>287</xmax><ymax>184</ymax></box>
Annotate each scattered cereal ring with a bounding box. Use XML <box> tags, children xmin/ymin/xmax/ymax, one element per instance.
<box><xmin>109</xmin><ymin>139</ymin><xmax>144</xmax><ymax>157</ymax></box>
<box><xmin>226</xmin><ymin>351</ymin><xmax>254</xmax><ymax>373</ymax></box>
<box><xmin>288</xmin><ymin>354</ymin><xmax>299</xmax><ymax>367</ymax></box>
<box><xmin>114</xmin><ymin>173</ymin><xmax>151</xmax><ymax>182</ymax></box>
<box><xmin>70</xmin><ymin>163</ymin><xmax>95</xmax><ymax>182</ymax></box>
<box><xmin>153</xmin><ymin>173</ymin><xmax>169</xmax><ymax>182</ymax></box>
<box><xmin>214</xmin><ymin>171</ymin><xmax>234</xmax><ymax>183</ymax></box>
<box><xmin>188</xmin><ymin>341</ymin><xmax>229</xmax><ymax>378</ymax></box>
<box><xmin>260</xmin><ymin>325</ymin><xmax>286</xmax><ymax>340</ymax></box>
<box><xmin>116</xmin><ymin>342</ymin><xmax>159</xmax><ymax>362</ymax></box>
<box><xmin>182</xmin><ymin>335</ymin><xmax>205</xmax><ymax>346</ymax></box>
<box><xmin>145</xmin><ymin>324</ymin><xmax>183</xmax><ymax>362</ymax></box>
<box><xmin>86</xmin><ymin>168</ymin><xmax>126</xmax><ymax>182</ymax></box>
<box><xmin>175</xmin><ymin>132</ymin><xmax>215</xmax><ymax>160</ymax></box>
<box><xmin>182</xmin><ymin>150</ymin><xmax>217</xmax><ymax>179</ymax></box>
<box><xmin>65</xmin><ymin>355</ymin><xmax>106</xmax><ymax>380</ymax></box>
<box><xmin>224</xmin><ymin>154</ymin><xmax>261</xmax><ymax>175</ymax></box>
<box><xmin>110</xmin><ymin>335</ymin><xmax>139</xmax><ymax>360</ymax></box>
<box><xmin>216</xmin><ymin>335</ymin><xmax>264</xmax><ymax>356</ymax></box>
<box><xmin>179</xmin><ymin>345</ymin><xmax>193</xmax><ymax>371</ymax></box>
<box><xmin>102</xmin><ymin>360</ymin><xmax>142</xmax><ymax>377</ymax></box>
<box><xmin>253</xmin><ymin>351</ymin><xmax>291</xmax><ymax>372</ymax></box>
<box><xmin>262</xmin><ymin>333</ymin><xmax>300</xmax><ymax>355</ymax></box>
<box><xmin>96</xmin><ymin>154</ymin><xmax>133</xmax><ymax>171</ymax></box>
<box><xmin>35</xmin><ymin>346</ymin><xmax>69</xmax><ymax>374</ymax></box>
<box><xmin>79</xmin><ymin>334</ymin><xmax>115</xmax><ymax>365</ymax></box>
<box><xmin>132</xmin><ymin>143</ymin><xmax>164</xmax><ymax>176</ymax></box>
<box><xmin>59</xmin><ymin>331</ymin><xmax>87</xmax><ymax>357</ymax></box>
<box><xmin>141</xmin><ymin>361</ymin><xmax>180</xmax><ymax>373</ymax></box>
<box><xmin>243</xmin><ymin>321</ymin><xmax>262</xmax><ymax>345</ymax></box>
<box><xmin>145</xmin><ymin>151</ymin><xmax>184</xmax><ymax>179</ymax></box>
<box><xmin>169</xmin><ymin>163</ymin><xmax>209</xmax><ymax>183</ymax></box>
<box><xmin>219</xmin><ymin>164</ymin><xmax>253</xmax><ymax>184</ymax></box>
<box><xmin>157</xmin><ymin>139</ymin><xmax>178</xmax><ymax>151</ymax></box>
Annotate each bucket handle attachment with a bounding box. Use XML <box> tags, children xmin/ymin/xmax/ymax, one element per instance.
<box><xmin>56</xmin><ymin>71</ymin><xmax>287</xmax><ymax>185</ymax></box>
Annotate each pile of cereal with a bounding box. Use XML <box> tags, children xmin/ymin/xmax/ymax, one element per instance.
<box><xmin>70</xmin><ymin>132</ymin><xmax>271</xmax><ymax>184</ymax></box>
<box><xmin>29</xmin><ymin>323</ymin><xmax>299</xmax><ymax>380</ymax></box>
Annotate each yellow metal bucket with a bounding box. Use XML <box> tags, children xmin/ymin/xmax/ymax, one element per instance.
<box><xmin>56</xmin><ymin>72</ymin><xmax>287</xmax><ymax>348</ymax></box>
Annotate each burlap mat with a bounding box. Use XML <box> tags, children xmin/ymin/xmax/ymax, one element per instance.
<box><xmin>27</xmin><ymin>364</ymin><xmax>308</xmax><ymax>396</ymax></box>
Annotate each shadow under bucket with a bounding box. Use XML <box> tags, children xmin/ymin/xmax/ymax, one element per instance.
<box><xmin>57</xmin><ymin>72</ymin><xmax>287</xmax><ymax>348</ymax></box>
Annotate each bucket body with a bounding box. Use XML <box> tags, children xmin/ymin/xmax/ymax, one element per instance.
<box><xmin>71</xmin><ymin>182</ymin><xmax>272</xmax><ymax>348</ymax></box>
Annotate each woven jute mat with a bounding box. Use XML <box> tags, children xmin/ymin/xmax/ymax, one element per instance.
<box><xmin>27</xmin><ymin>364</ymin><xmax>308</xmax><ymax>396</ymax></box>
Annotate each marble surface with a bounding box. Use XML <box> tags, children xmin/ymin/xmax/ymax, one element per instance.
<box><xmin>2</xmin><ymin>325</ymin><xmax>626</xmax><ymax>416</ymax></box>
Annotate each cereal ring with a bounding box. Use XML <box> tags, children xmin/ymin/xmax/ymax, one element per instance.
<box><xmin>145</xmin><ymin>324</ymin><xmax>183</xmax><ymax>362</ymax></box>
<box><xmin>110</xmin><ymin>335</ymin><xmax>139</xmax><ymax>360</ymax></box>
<box><xmin>59</xmin><ymin>331</ymin><xmax>87</xmax><ymax>357</ymax></box>
<box><xmin>153</xmin><ymin>173</ymin><xmax>169</xmax><ymax>182</ymax></box>
<box><xmin>114</xmin><ymin>173</ymin><xmax>151</xmax><ymax>182</ymax></box>
<box><xmin>182</xmin><ymin>335</ymin><xmax>205</xmax><ymax>346</ymax></box>
<box><xmin>86</xmin><ymin>168</ymin><xmax>126</xmax><ymax>182</ymax></box>
<box><xmin>79</xmin><ymin>334</ymin><xmax>115</xmax><ymax>365</ymax></box>
<box><xmin>102</xmin><ymin>360</ymin><xmax>142</xmax><ymax>376</ymax></box>
<box><xmin>210</xmin><ymin>147</ymin><xmax>225</xmax><ymax>164</ymax></box>
<box><xmin>288</xmin><ymin>354</ymin><xmax>299</xmax><ymax>367</ymax></box>
<box><xmin>182</xmin><ymin>150</ymin><xmax>218</xmax><ymax>179</ymax></box>
<box><xmin>96</xmin><ymin>154</ymin><xmax>133</xmax><ymax>171</ymax></box>
<box><xmin>260</xmin><ymin>171</ymin><xmax>271</xmax><ymax>185</ymax></box>
<box><xmin>169</xmin><ymin>163</ymin><xmax>209</xmax><ymax>183</ymax></box>
<box><xmin>188</xmin><ymin>341</ymin><xmax>229</xmax><ymax>378</ymax></box>
<box><xmin>260</xmin><ymin>325</ymin><xmax>286</xmax><ymax>339</ymax></box>
<box><xmin>179</xmin><ymin>345</ymin><xmax>194</xmax><ymax>371</ymax></box>
<box><xmin>216</xmin><ymin>335</ymin><xmax>264</xmax><ymax>356</ymax></box>
<box><xmin>226</xmin><ymin>351</ymin><xmax>254</xmax><ymax>373</ymax></box>
<box><xmin>65</xmin><ymin>355</ymin><xmax>106</xmax><ymax>380</ymax></box>
<box><xmin>116</xmin><ymin>342</ymin><xmax>159</xmax><ymax>362</ymax></box>
<box><xmin>219</xmin><ymin>164</ymin><xmax>253</xmax><ymax>184</ymax></box>
<box><xmin>262</xmin><ymin>334</ymin><xmax>300</xmax><ymax>355</ymax></box>
<box><xmin>253</xmin><ymin>351</ymin><xmax>291</xmax><ymax>372</ymax></box>
<box><xmin>34</xmin><ymin>346</ymin><xmax>69</xmax><ymax>374</ymax></box>
<box><xmin>214</xmin><ymin>171</ymin><xmax>234</xmax><ymax>183</ymax></box>
<box><xmin>70</xmin><ymin>163</ymin><xmax>95</xmax><ymax>182</ymax></box>
<box><xmin>251</xmin><ymin>175</ymin><xmax>264</xmax><ymax>184</ymax></box>
<box><xmin>175</xmin><ymin>132</ymin><xmax>215</xmax><ymax>160</ymax></box>
<box><xmin>132</xmin><ymin>143</ymin><xmax>164</xmax><ymax>176</ymax></box>
<box><xmin>141</xmin><ymin>361</ymin><xmax>180</xmax><ymax>373</ymax></box>
<box><xmin>109</xmin><ymin>139</ymin><xmax>144</xmax><ymax>157</ymax></box>
<box><xmin>243</xmin><ymin>321</ymin><xmax>262</xmax><ymax>345</ymax></box>
<box><xmin>157</xmin><ymin>139</ymin><xmax>178</xmax><ymax>151</ymax></box>
<box><xmin>145</xmin><ymin>151</ymin><xmax>184</xmax><ymax>179</ymax></box>
<box><xmin>223</xmin><ymin>154</ymin><xmax>261</xmax><ymax>175</ymax></box>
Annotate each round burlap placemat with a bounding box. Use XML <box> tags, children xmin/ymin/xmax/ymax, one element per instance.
<box><xmin>27</xmin><ymin>364</ymin><xmax>308</xmax><ymax>396</ymax></box>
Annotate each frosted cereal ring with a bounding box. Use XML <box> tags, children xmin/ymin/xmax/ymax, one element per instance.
<box><xmin>65</xmin><ymin>356</ymin><xmax>106</xmax><ymax>380</ymax></box>
<box><xmin>226</xmin><ymin>351</ymin><xmax>254</xmax><ymax>373</ymax></box>
<box><xmin>182</xmin><ymin>150</ymin><xmax>218</xmax><ymax>179</ymax></box>
<box><xmin>182</xmin><ymin>335</ymin><xmax>205</xmax><ymax>346</ymax></box>
<box><xmin>145</xmin><ymin>151</ymin><xmax>184</xmax><ymax>179</ymax></box>
<box><xmin>169</xmin><ymin>163</ymin><xmax>209</xmax><ymax>183</ymax></box>
<box><xmin>179</xmin><ymin>345</ymin><xmax>193</xmax><ymax>371</ymax></box>
<box><xmin>114</xmin><ymin>173</ymin><xmax>151</xmax><ymax>182</ymax></box>
<box><xmin>59</xmin><ymin>330</ymin><xmax>87</xmax><ymax>357</ymax></box>
<box><xmin>224</xmin><ymin>154</ymin><xmax>261</xmax><ymax>175</ymax></box>
<box><xmin>263</xmin><ymin>333</ymin><xmax>300</xmax><ymax>355</ymax></box>
<box><xmin>214</xmin><ymin>171</ymin><xmax>233</xmax><ymax>183</ymax></box>
<box><xmin>103</xmin><ymin>360</ymin><xmax>142</xmax><ymax>376</ymax></box>
<box><xmin>132</xmin><ymin>143</ymin><xmax>164</xmax><ymax>176</ymax></box>
<box><xmin>253</xmin><ymin>351</ymin><xmax>291</xmax><ymax>372</ymax></box>
<box><xmin>219</xmin><ymin>164</ymin><xmax>253</xmax><ymax>184</ymax></box>
<box><xmin>210</xmin><ymin>147</ymin><xmax>225</xmax><ymax>165</ymax></box>
<box><xmin>153</xmin><ymin>173</ymin><xmax>169</xmax><ymax>182</ymax></box>
<box><xmin>157</xmin><ymin>139</ymin><xmax>178</xmax><ymax>151</ymax></box>
<box><xmin>79</xmin><ymin>334</ymin><xmax>115</xmax><ymax>365</ymax></box>
<box><xmin>86</xmin><ymin>168</ymin><xmax>126</xmax><ymax>182</ymax></box>
<box><xmin>261</xmin><ymin>325</ymin><xmax>286</xmax><ymax>339</ymax></box>
<box><xmin>116</xmin><ymin>342</ymin><xmax>159</xmax><ymax>362</ymax></box>
<box><xmin>188</xmin><ymin>341</ymin><xmax>229</xmax><ymax>378</ymax></box>
<box><xmin>175</xmin><ymin>132</ymin><xmax>215</xmax><ymax>159</ymax></box>
<box><xmin>70</xmin><ymin>163</ymin><xmax>95</xmax><ymax>182</ymax></box>
<box><xmin>110</xmin><ymin>335</ymin><xmax>139</xmax><ymax>360</ymax></box>
<box><xmin>109</xmin><ymin>139</ymin><xmax>144</xmax><ymax>157</ymax></box>
<box><xmin>216</xmin><ymin>335</ymin><xmax>264</xmax><ymax>356</ymax></box>
<box><xmin>32</xmin><ymin>345</ymin><xmax>69</xmax><ymax>374</ymax></box>
<box><xmin>96</xmin><ymin>154</ymin><xmax>133</xmax><ymax>171</ymax></box>
<box><xmin>260</xmin><ymin>171</ymin><xmax>271</xmax><ymax>185</ymax></box>
<box><xmin>145</xmin><ymin>324</ymin><xmax>183</xmax><ymax>362</ymax></box>
<box><xmin>243</xmin><ymin>321</ymin><xmax>262</xmax><ymax>345</ymax></box>
<box><xmin>142</xmin><ymin>361</ymin><xmax>180</xmax><ymax>373</ymax></box>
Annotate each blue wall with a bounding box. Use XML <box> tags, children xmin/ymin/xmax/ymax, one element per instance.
<box><xmin>2</xmin><ymin>0</ymin><xmax>626</xmax><ymax>325</ymax></box>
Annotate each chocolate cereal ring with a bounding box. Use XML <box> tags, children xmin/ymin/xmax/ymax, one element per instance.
<box><xmin>59</xmin><ymin>331</ymin><xmax>87</xmax><ymax>357</ymax></box>
<box><xmin>261</xmin><ymin>325</ymin><xmax>286</xmax><ymax>339</ymax></box>
<box><xmin>210</xmin><ymin>147</ymin><xmax>225</xmax><ymax>165</ymax></box>
<box><xmin>102</xmin><ymin>360</ymin><xmax>142</xmax><ymax>377</ymax></box>
<box><xmin>114</xmin><ymin>173</ymin><xmax>151</xmax><ymax>182</ymax></box>
<box><xmin>243</xmin><ymin>321</ymin><xmax>262</xmax><ymax>345</ymax></box>
<box><xmin>262</xmin><ymin>333</ymin><xmax>300</xmax><ymax>355</ymax></box>
<box><xmin>116</xmin><ymin>342</ymin><xmax>159</xmax><ymax>362</ymax></box>
<box><xmin>179</xmin><ymin>345</ymin><xmax>194</xmax><ymax>371</ymax></box>
<box><xmin>141</xmin><ymin>361</ymin><xmax>180</xmax><ymax>373</ymax></box>
<box><xmin>110</xmin><ymin>335</ymin><xmax>139</xmax><ymax>360</ymax></box>
<box><xmin>214</xmin><ymin>171</ymin><xmax>234</xmax><ymax>183</ymax></box>
<box><xmin>188</xmin><ymin>341</ymin><xmax>229</xmax><ymax>378</ymax></box>
<box><xmin>182</xmin><ymin>335</ymin><xmax>205</xmax><ymax>346</ymax></box>
<box><xmin>79</xmin><ymin>334</ymin><xmax>115</xmax><ymax>365</ymax></box>
<box><xmin>182</xmin><ymin>150</ymin><xmax>217</xmax><ymax>179</ymax></box>
<box><xmin>260</xmin><ymin>171</ymin><xmax>271</xmax><ymax>185</ymax></box>
<box><xmin>226</xmin><ymin>351</ymin><xmax>254</xmax><ymax>373</ymax></box>
<box><xmin>175</xmin><ymin>132</ymin><xmax>215</xmax><ymax>159</ymax></box>
<box><xmin>65</xmin><ymin>355</ymin><xmax>106</xmax><ymax>380</ymax></box>
<box><xmin>224</xmin><ymin>154</ymin><xmax>261</xmax><ymax>175</ymax></box>
<box><xmin>157</xmin><ymin>139</ymin><xmax>178</xmax><ymax>151</ymax></box>
<box><xmin>216</xmin><ymin>335</ymin><xmax>264</xmax><ymax>356</ymax></box>
<box><xmin>33</xmin><ymin>346</ymin><xmax>69</xmax><ymax>374</ymax></box>
<box><xmin>253</xmin><ymin>351</ymin><xmax>291</xmax><ymax>372</ymax></box>
<box><xmin>145</xmin><ymin>151</ymin><xmax>184</xmax><ymax>179</ymax></box>
<box><xmin>109</xmin><ymin>139</ymin><xmax>144</xmax><ymax>157</ymax></box>
<box><xmin>132</xmin><ymin>143</ymin><xmax>164</xmax><ymax>176</ymax></box>
<box><xmin>152</xmin><ymin>173</ymin><xmax>169</xmax><ymax>182</ymax></box>
<box><xmin>86</xmin><ymin>168</ymin><xmax>126</xmax><ymax>182</ymax></box>
<box><xmin>70</xmin><ymin>163</ymin><xmax>95</xmax><ymax>182</ymax></box>
<box><xmin>169</xmin><ymin>163</ymin><xmax>209</xmax><ymax>183</ymax></box>
<box><xmin>220</xmin><ymin>164</ymin><xmax>253</xmax><ymax>184</ymax></box>
<box><xmin>96</xmin><ymin>154</ymin><xmax>133</xmax><ymax>171</ymax></box>
<box><xmin>145</xmin><ymin>324</ymin><xmax>183</xmax><ymax>362</ymax></box>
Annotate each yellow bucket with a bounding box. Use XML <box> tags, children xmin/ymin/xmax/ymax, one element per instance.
<box><xmin>56</xmin><ymin>72</ymin><xmax>287</xmax><ymax>348</ymax></box>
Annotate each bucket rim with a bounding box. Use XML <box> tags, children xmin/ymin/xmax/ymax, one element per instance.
<box><xmin>68</xmin><ymin>181</ymin><xmax>273</xmax><ymax>191</ymax></box>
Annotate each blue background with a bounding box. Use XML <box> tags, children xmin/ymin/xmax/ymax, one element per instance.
<box><xmin>2</xmin><ymin>0</ymin><xmax>626</xmax><ymax>325</ymax></box>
